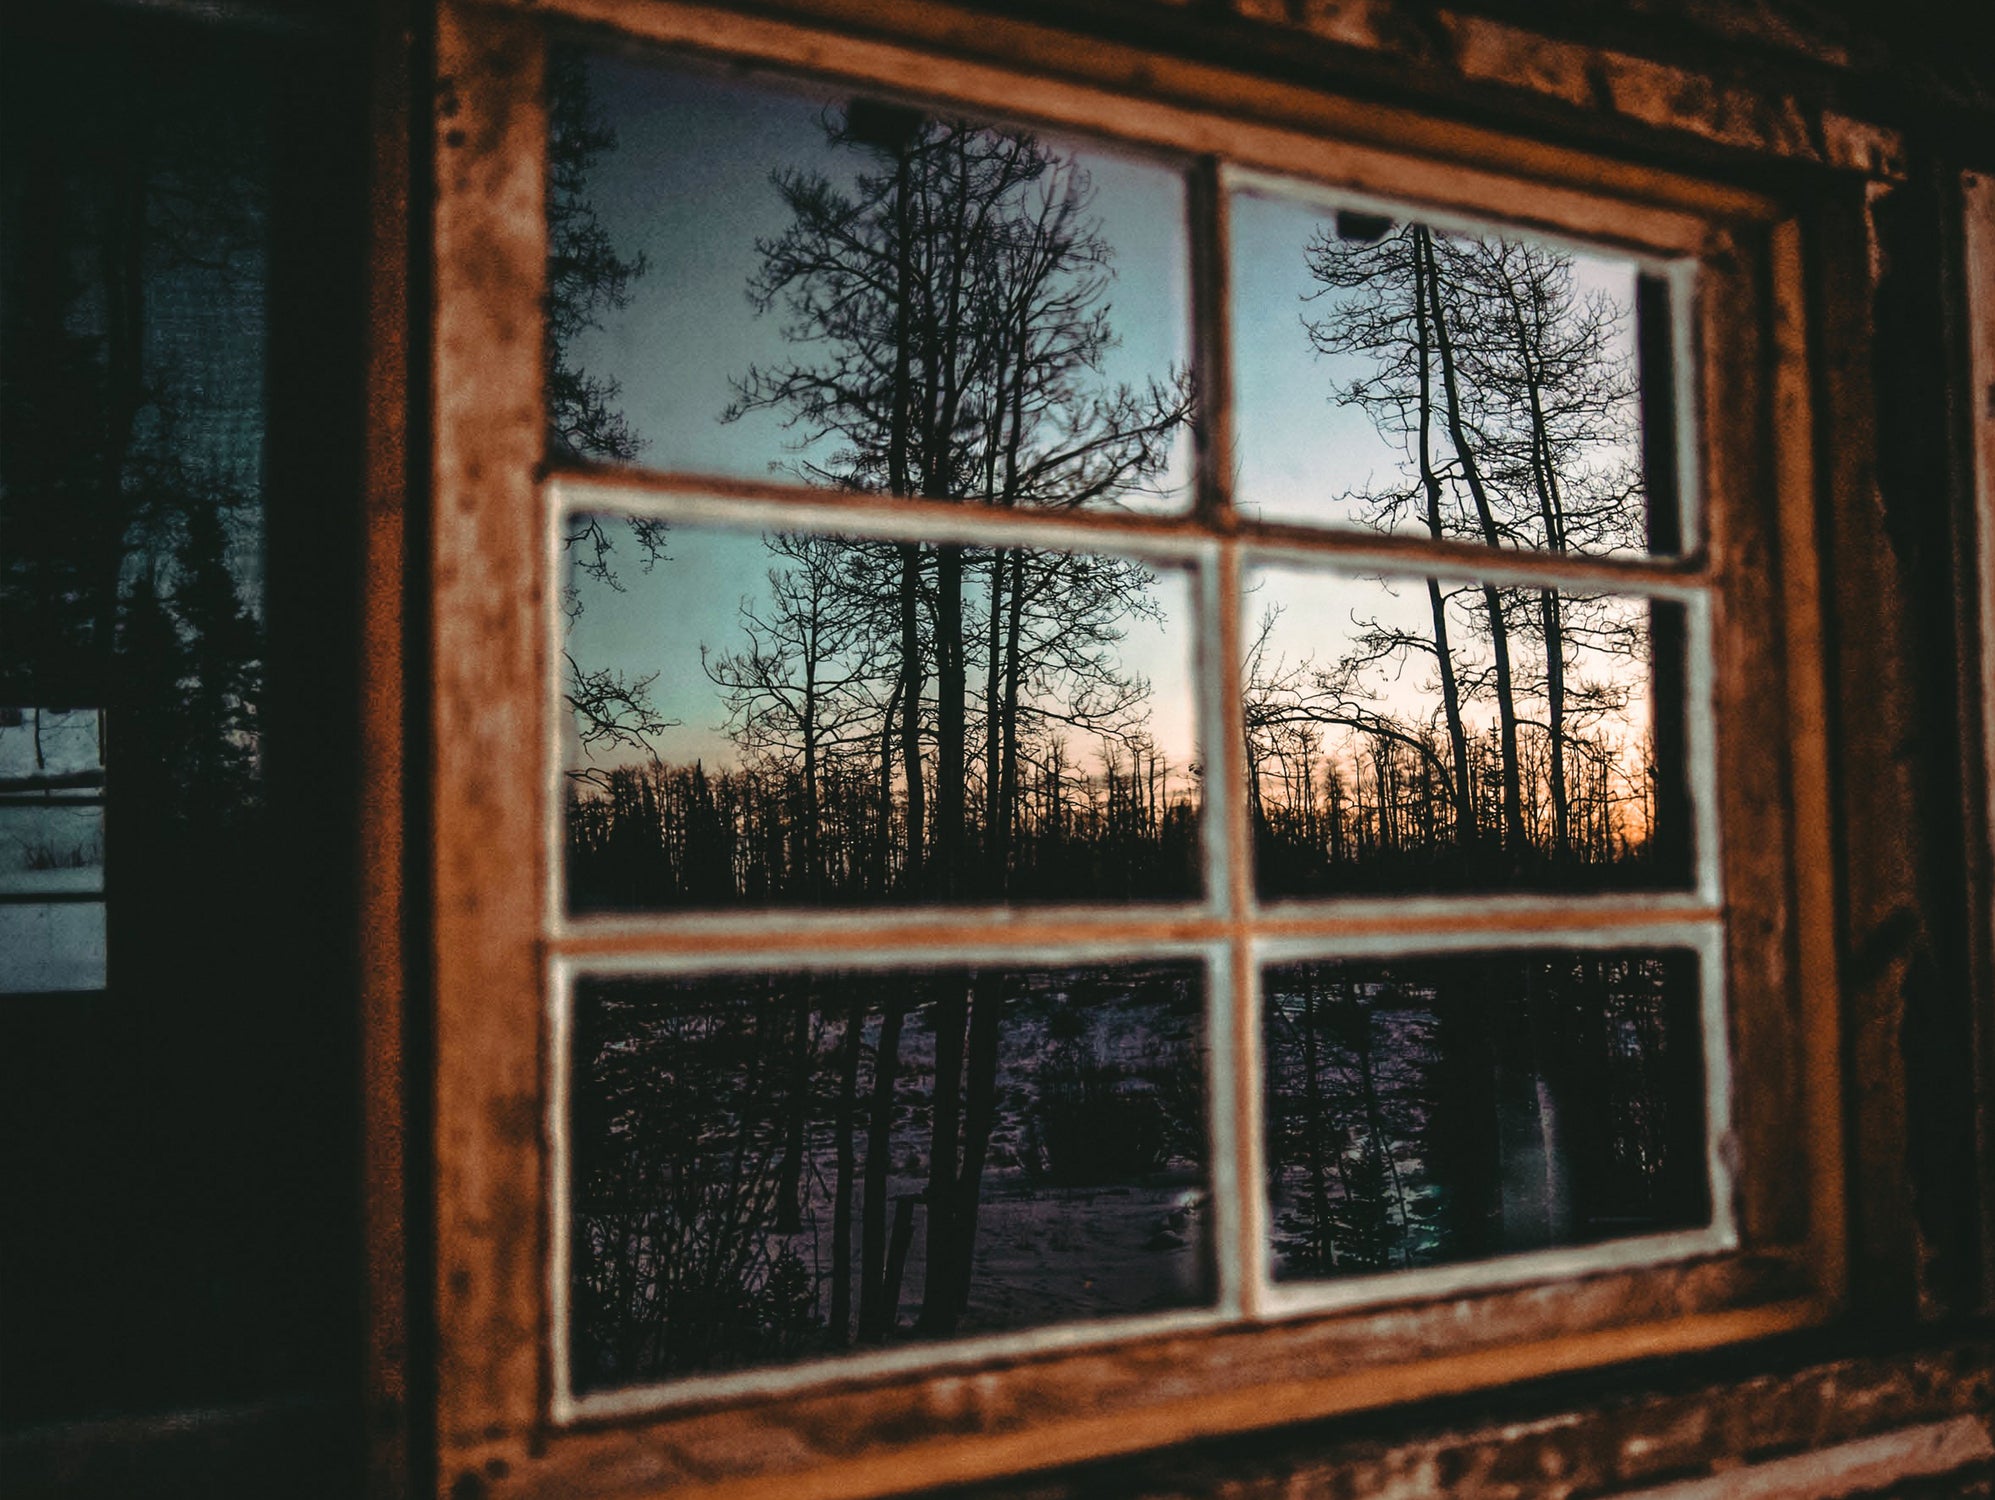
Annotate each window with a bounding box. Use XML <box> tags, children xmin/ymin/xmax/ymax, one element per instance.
<box><xmin>428</xmin><ymin>2</ymin><xmax>1841</xmax><ymax>1493</ymax></box>
<box><xmin>0</xmin><ymin>0</ymin><xmax>361</xmax><ymax>1436</ymax></box>
<box><xmin>0</xmin><ymin>709</ymin><xmax>107</xmax><ymax>996</ymax></box>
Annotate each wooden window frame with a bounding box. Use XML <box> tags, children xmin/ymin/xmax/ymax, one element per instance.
<box><xmin>426</xmin><ymin>1</ymin><xmax>1844</xmax><ymax>1493</ymax></box>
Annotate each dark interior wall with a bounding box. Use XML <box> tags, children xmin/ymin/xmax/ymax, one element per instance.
<box><xmin>0</xmin><ymin>0</ymin><xmax>373</xmax><ymax>1491</ymax></box>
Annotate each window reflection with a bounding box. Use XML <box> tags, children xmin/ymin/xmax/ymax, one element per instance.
<box><xmin>569</xmin><ymin>962</ymin><xmax>1211</xmax><ymax>1390</ymax></box>
<box><xmin>1245</xmin><ymin>568</ymin><xmax>1692</xmax><ymax>894</ymax></box>
<box><xmin>1232</xmin><ymin>189</ymin><xmax>1671</xmax><ymax>556</ymax></box>
<box><xmin>564</xmin><ymin>520</ymin><xmax>1202</xmax><ymax>909</ymax></box>
<box><xmin>547</xmin><ymin>48</ymin><xmax>1196</xmax><ymax>514</ymax></box>
<box><xmin>0</xmin><ymin>708</ymin><xmax>107</xmax><ymax>994</ymax></box>
<box><xmin>0</xmin><ymin>5</ymin><xmax>347</xmax><ymax>1428</ymax></box>
<box><xmin>1263</xmin><ymin>950</ymin><xmax>1709</xmax><ymax>1282</ymax></box>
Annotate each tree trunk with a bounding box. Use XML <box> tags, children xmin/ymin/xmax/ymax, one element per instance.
<box><xmin>876</xmin><ymin>676</ymin><xmax>902</xmax><ymax>896</ymax></box>
<box><xmin>1350</xmin><ymin>979</ymin><xmax>1411</xmax><ymax>1265</ymax></box>
<box><xmin>885</xmin><ymin>137</ymin><xmax>927</xmax><ymax>896</ymax></box>
<box><xmin>1540</xmin><ymin>586</ymin><xmax>1570</xmax><ymax>859</ymax></box>
<box><xmin>983</xmin><ymin>550</ymin><xmax>1006</xmax><ymax>886</ymax></box>
<box><xmin>897</xmin><ymin>544</ymin><xmax>926</xmax><ymax>887</ymax></box>
<box><xmin>773</xmin><ymin>999</ymin><xmax>812</xmax><ymax>1234</ymax></box>
<box><xmin>917</xmin><ymin>976</ymin><xmax>968</xmax><ymax>1333</ymax></box>
<box><xmin>1409</xmin><ymin>232</ymin><xmax>1475</xmax><ymax>846</ymax></box>
<box><xmin>829</xmin><ymin>997</ymin><xmax>863</xmax><ymax>1344</ymax></box>
<box><xmin>881</xmin><ymin>1193</ymin><xmax>919</xmax><ymax>1337</ymax></box>
<box><xmin>1518</xmin><ymin>319</ymin><xmax>1572</xmax><ymax>861</ymax></box>
<box><xmin>1419</xmin><ymin>228</ymin><xmax>1527</xmax><ymax>857</ymax></box>
<box><xmin>1430</xmin><ymin>959</ymin><xmax>1504</xmax><ymax>1257</ymax></box>
<box><xmin>857</xmin><ymin>983</ymin><xmax>909</xmax><ymax>1342</ymax></box>
<box><xmin>801</xmin><ymin>653</ymin><xmax>821</xmax><ymax>895</ymax></box>
<box><xmin>933</xmin><ymin>542</ymin><xmax>967</xmax><ymax>896</ymax></box>
<box><xmin>942</xmin><ymin>971</ymin><xmax>1006</xmax><ymax>1321</ymax></box>
<box><xmin>999</xmin><ymin>549</ymin><xmax>1027</xmax><ymax>880</ymax></box>
<box><xmin>1301</xmin><ymin>974</ymin><xmax>1337</xmax><ymax>1270</ymax></box>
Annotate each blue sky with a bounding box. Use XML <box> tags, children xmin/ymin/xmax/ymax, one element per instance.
<box><xmin>566</xmin><ymin>50</ymin><xmax>1193</xmax><ymax>498</ymax></box>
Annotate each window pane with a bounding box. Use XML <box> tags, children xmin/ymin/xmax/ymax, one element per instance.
<box><xmin>1262</xmin><ymin>949</ymin><xmax>1708</xmax><ymax>1283</ymax></box>
<box><xmin>564</xmin><ymin>518</ymin><xmax>1203</xmax><ymax>909</ymax></box>
<box><xmin>1244</xmin><ymin>566</ymin><xmax>1693</xmax><ymax>895</ymax></box>
<box><xmin>0</xmin><ymin>710</ymin><xmax>106</xmax><ymax>993</ymax></box>
<box><xmin>568</xmin><ymin>962</ymin><xmax>1211</xmax><ymax>1390</ymax></box>
<box><xmin>0</xmin><ymin>900</ymin><xmax>106</xmax><ymax>994</ymax></box>
<box><xmin>547</xmin><ymin>47</ymin><xmax>1196</xmax><ymax>513</ymax></box>
<box><xmin>1231</xmin><ymin>187</ymin><xmax>1677</xmax><ymax>555</ymax></box>
<box><xmin>1</xmin><ymin>5</ymin><xmax>357</xmax><ymax>1426</ymax></box>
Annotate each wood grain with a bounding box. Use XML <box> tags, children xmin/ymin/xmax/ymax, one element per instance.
<box><xmin>498</xmin><ymin>0</ymin><xmax>1767</xmax><ymax>251</ymax></box>
<box><xmin>521</xmin><ymin>1261</ymin><xmax>1815</xmax><ymax>1499</ymax></box>
<box><xmin>1766</xmin><ymin>215</ymin><xmax>1847</xmax><ymax>1302</ymax></box>
<box><xmin>1967</xmin><ymin>169</ymin><xmax>1995</xmax><ymax>1314</ymax></box>
<box><xmin>431</xmin><ymin>0</ymin><xmax>550</xmax><ymax>1480</ymax></box>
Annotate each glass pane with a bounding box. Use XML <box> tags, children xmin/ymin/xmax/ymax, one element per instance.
<box><xmin>0</xmin><ymin>709</ymin><xmax>107</xmax><ymax>993</ymax></box>
<box><xmin>568</xmin><ymin>962</ymin><xmax>1211</xmax><ymax>1390</ymax></box>
<box><xmin>1232</xmin><ymin>187</ymin><xmax>1677</xmax><ymax>555</ymax></box>
<box><xmin>547</xmin><ymin>47</ymin><xmax>1195</xmax><ymax>513</ymax></box>
<box><xmin>1263</xmin><ymin>949</ymin><xmax>1708</xmax><ymax>1282</ymax></box>
<box><xmin>564</xmin><ymin>518</ymin><xmax>1203</xmax><ymax>909</ymax></box>
<box><xmin>0</xmin><ymin>901</ymin><xmax>106</xmax><ymax>994</ymax></box>
<box><xmin>1244</xmin><ymin>566</ymin><xmax>1692</xmax><ymax>895</ymax></box>
<box><xmin>1</xmin><ymin>798</ymin><xmax>107</xmax><ymax>897</ymax></box>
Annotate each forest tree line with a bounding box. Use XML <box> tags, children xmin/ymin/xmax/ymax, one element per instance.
<box><xmin>1244</xmin><ymin>591</ymin><xmax>1679</xmax><ymax>896</ymax></box>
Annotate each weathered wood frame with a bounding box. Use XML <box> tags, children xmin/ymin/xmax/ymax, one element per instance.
<box><xmin>1963</xmin><ymin>167</ymin><xmax>1995</xmax><ymax>1316</ymax></box>
<box><xmin>427</xmin><ymin>1</ymin><xmax>1844</xmax><ymax>1494</ymax></box>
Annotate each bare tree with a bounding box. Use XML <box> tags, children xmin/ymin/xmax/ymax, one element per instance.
<box><xmin>727</xmin><ymin>104</ymin><xmax>1189</xmax><ymax>886</ymax></box>
<box><xmin>1459</xmin><ymin>239</ymin><xmax>1643</xmax><ymax>856</ymax></box>
<box><xmin>724</xmin><ymin>103</ymin><xmax>1192</xmax><ymax>1333</ymax></box>
<box><xmin>1265</xmin><ymin>214</ymin><xmax>1653</xmax><ymax>885</ymax></box>
<box><xmin>705</xmin><ymin>533</ymin><xmax>887</xmax><ymax>897</ymax></box>
<box><xmin>546</xmin><ymin>51</ymin><xmax>676</xmax><ymax>763</ymax></box>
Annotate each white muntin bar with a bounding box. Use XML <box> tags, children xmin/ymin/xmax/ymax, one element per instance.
<box><xmin>1668</xmin><ymin>257</ymin><xmax>1706</xmax><ymax>556</ymax></box>
<box><xmin>1223</xmin><ymin>162</ymin><xmax>1694</xmax><ymax>274</ymax></box>
<box><xmin>547</xmin><ymin>472</ymin><xmax>1714</xmax><ymax>594</ymax></box>
<box><xmin>1684</xmin><ymin>587</ymin><xmax>1724</xmax><ymax>907</ymax></box>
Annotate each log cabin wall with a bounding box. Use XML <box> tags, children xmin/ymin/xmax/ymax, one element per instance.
<box><xmin>3</xmin><ymin>0</ymin><xmax>1993</xmax><ymax>1496</ymax></box>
